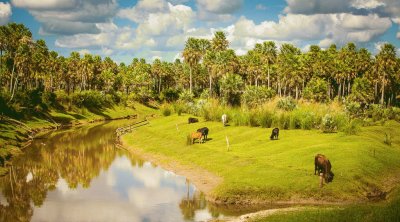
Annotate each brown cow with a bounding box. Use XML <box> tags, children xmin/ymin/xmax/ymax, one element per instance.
<box><xmin>191</xmin><ymin>132</ymin><xmax>203</xmax><ymax>144</ymax></box>
<box><xmin>314</xmin><ymin>154</ymin><xmax>334</xmax><ymax>183</ymax></box>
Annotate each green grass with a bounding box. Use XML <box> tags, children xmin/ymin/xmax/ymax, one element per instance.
<box><xmin>122</xmin><ymin>114</ymin><xmax>400</xmax><ymax>203</ymax></box>
<box><xmin>250</xmin><ymin>189</ymin><xmax>400</xmax><ymax>222</ymax></box>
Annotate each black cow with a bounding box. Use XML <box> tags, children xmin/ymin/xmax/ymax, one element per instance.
<box><xmin>270</xmin><ymin>128</ymin><xmax>279</xmax><ymax>140</ymax></box>
<box><xmin>197</xmin><ymin>127</ymin><xmax>209</xmax><ymax>141</ymax></box>
<box><xmin>314</xmin><ymin>154</ymin><xmax>334</xmax><ymax>183</ymax></box>
<box><xmin>188</xmin><ymin>117</ymin><xmax>199</xmax><ymax>124</ymax></box>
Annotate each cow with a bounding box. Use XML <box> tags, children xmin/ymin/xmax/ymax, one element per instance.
<box><xmin>197</xmin><ymin>127</ymin><xmax>209</xmax><ymax>141</ymax></box>
<box><xmin>222</xmin><ymin>114</ymin><xmax>227</xmax><ymax>126</ymax></box>
<box><xmin>188</xmin><ymin>117</ymin><xmax>199</xmax><ymax>124</ymax></box>
<box><xmin>314</xmin><ymin>154</ymin><xmax>334</xmax><ymax>183</ymax></box>
<box><xmin>191</xmin><ymin>132</ymin><xmax>203</xmax><ymax>144</ymax></box>
<box><xmin>270</xmin><ymin>128</ymin><xmax>279</xmax><ymax>140</ymax></box>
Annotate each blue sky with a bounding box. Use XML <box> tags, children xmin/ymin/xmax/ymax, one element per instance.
<box><xmin>0</xmin><ymin>0</ymin><xmax>399</xmax><ymax>64</ymax></box>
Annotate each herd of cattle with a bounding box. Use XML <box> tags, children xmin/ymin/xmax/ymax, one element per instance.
<box><xmin>186</xmin><ymin>114</ymin><xmax>335</xmax><ymax>186</ymax></box>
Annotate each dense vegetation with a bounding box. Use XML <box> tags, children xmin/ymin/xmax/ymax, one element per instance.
<box><xmin>1</xmin><ymin>22</ymin><xmax>400</xmax><ymax>175</ymax></box>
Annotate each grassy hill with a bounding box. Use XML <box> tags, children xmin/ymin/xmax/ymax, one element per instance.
<box><xmin>122</xmin><ymin>114</ymin><xmax>400</xmax><ymax>204</ymax></box>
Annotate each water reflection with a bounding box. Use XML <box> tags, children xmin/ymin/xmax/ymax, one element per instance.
<box><xmin>0</xmin><ymin>121</ymin><xmax>227</xmax><ymax>222</ymax></box>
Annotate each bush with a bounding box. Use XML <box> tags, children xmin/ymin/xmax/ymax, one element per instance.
<box><xmin>71</xmin><ymin>90</ymin><xmax>112</xmax><ymax>109</ymax></box>
<box><xmin>277</xmin><ymin>97</ymin><xmax>297</xmax><ymax>111</ymax></box>
<box><xmin>303</xmin><ymin>78</ymin><xmax>329</xmax><ymax>102</ymax></box>
<box><xmin>345</xmin><ymin>101</ymin><xmax>363</xmax><ymax>118</ymax></box>
<box><xmin>257</xmin><ymin>109</ymin><xmax>274</xmax><ymax>128</ymax></box>
<box><xmin>384</xmin><ymin>133</ymin><xmax>392</xmax><ymax>146</ymax></box>
<box><xmin>160</xmin><ymin>104</ymin><xmax>172</xmax><ymax>116</ymax></box>
<box><xmin>179</xmin><ymin>90</ymin><xmax>194</xmax><ymax>103</ymax></box>
<box><xmin>160</xmin><ymin>88</ymin><xmax>180</xmax><ymax>102</ymax></box>
<box><xmin>321</xmin><ymin>114</ymin><xmax>337</xmax><ymax>133</ymax></box>
<box><xmin>343</xmin><ymin>119</ymin><xmax>362</xmax><ymax>135</ymax></box>
<box><xmin>242</xmin><ymin>86</ymin><xmax>275</xmax><ymax>108</ymax></box>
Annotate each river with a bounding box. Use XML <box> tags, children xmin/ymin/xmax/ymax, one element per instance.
<box><xmin>0</xmin><ymin>120</ymin><xmax>237</xmax><ymax>222</ymax></box>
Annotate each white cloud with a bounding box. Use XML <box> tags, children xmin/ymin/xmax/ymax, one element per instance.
<box><xmin>11</xmin><ymin>0</ymin><xmax>76</xmax><ymax>10</ymax></box>
<box><xmin>13</xmin><ymin>0</ymin><xmax>118</xmax><ymax>35</ymax></box>
<box><xmin>78</xmin><ymin>49</ymin><xmax>91</xmax><ymax>55</ymax></box>
<box><xmin>196</xmin><ymin>0</ymin><xmax>243</xmax><ymax>14</ymax></box>
<box><xmin>0</xmin><ymin>2</ymin><xmax>12</xmax><ymax>25</ymax></box>
<box><xmin>284</xmin><ymin>0</ymin><xmax>400</xmax><ymax>19</ymax></box>
<box><xmin>351</xmin><ymin>0</ymin><xmax>386</xmax><ymax>9</ymax></box>
<box><xmin>233</xmin><ymin>14</ymin><xmax>391</xmax><ymax>44</ymax></box>
<box><xmin>118</xmin><ymin>0</ymin><xmax>169</xmax><ymax>23</ymax></box>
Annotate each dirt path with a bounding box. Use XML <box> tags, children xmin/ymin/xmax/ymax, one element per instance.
<box><xmin>215</xmin><ymin>207</ymin><xmax>305</xmax><ymax>222</ymax></box>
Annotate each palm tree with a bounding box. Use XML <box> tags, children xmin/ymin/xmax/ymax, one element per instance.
<box><xmin>211</xmin><ymin>31</ymin><xmax>229</xmax><ymax>52</ymax></box>
<box><xmin>255</xmin><ymin>41</ymin><xmax>277</xmax><ymax>88</ymax></box>
<box><xmin>277</xmin><ymin>44</ymin><xmax>301</xmax><ymax>98</ymax></box>
<box><xmin>182</xmin><ymin>38</ymin><xmax>202</xmax><ymax>94</ymax></box>
<box><xmin>375</xmin><ymin>43</ymin><xmax>397</xmax><ymax>105</ymax></box>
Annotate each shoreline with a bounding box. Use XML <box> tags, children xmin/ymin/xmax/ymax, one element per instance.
<box><xmin>120</xmin><ymin>137</ymin><xmax>370</xmax><ymax>207</ymax></box>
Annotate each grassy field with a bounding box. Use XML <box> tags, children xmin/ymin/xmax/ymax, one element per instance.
<box><xmin>122</xmin><ymin>113</ymin><xmax>400</xmax><ymax>204</ymax></box>
<box><xmin>249</xmin><ymin>188</ymin><xmax>400</xmax><ymax>222</ymax></box>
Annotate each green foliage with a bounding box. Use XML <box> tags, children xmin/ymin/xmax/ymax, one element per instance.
<box><xmin>160</xmin><ymin>88</ymin><xmax>180</xmax><ymax>102</ymax></box>
<box><xmin>72</xmin><ymin>90</ymin><xmax>113</xmax><ymax>109</ymax></box>
<box><xmin>303</xmin><ymin>78</ymin><xmax>329</xmax><ymax>102</ymax></box>
<box><xmin>348</xmin><ymin>78</ymin><xmax>374</xmax><ymax>104</ymax></box>
<box><xmin>160</xmin><ymin>103</ymin><xmax>172</xmax><ymax>116</ymax></box>
<box><xmin>345</xmin><ymin>101</ymin><xmax>363</xmax><ymax>118</ymax></box>
<box><xmin>242</xmin><ymin>86</ymin><xmax>275</xmax><ymax>108</ymax></box>
<box><xmin>343</xmin><ymin>119</ymin><xmax>362</xmax><ymax>135</ymax></box>
<box><xmin>219</xmin><ymin>73</ymin><xmax>244</xmax><ymax>106</ymax></box>
<box><xmin>179</xmin><ymin>90</ymin><xmax>194</xmax><ymax>103</ymax></box>
<box><xmin>276</xmin><ymin>97</ymin><xmax>297</xmax><ymax>111</ymax></box>
<box><xmin>384</xmin><ymin>133</ymin><xmax>392</xmax><ymax>146</ymax></box>
<box><xmin>321</xmin><ymin>114</ymin><xmax>337</xmax><ymax>133</ymax></box>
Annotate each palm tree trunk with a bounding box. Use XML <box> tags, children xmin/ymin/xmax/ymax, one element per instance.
<box><xmin>381</xmin><ymin>79</ymin><xmax>385</xmax><ymax>105</ymax></box>
<box><xmin>189</xmin><ymin>67</ymin><xmax>192</xmax><ymax>94</ymax></box>
<box><xmin>267</xmin><ymin>67</ymin><xmax>270</xmax><ymax>89</ymax></box>
<box><xmin>374</xmin><ymin>82</ymin><xmax>378</xmax><ymax>103</ymax></box>
<box><xmin>295</xmin><ymin>86</ymin><xmax>299</xmax><ymax>100</ymax></box>
<box><xmin>10</xmin><ymin>63</ymin><xmax>15</xmax><ymax>93</ymax></box>
<box><xmin>338</xmin><ymin>83</ymin><xmax>341</xmax><ymax>98</ymax></box>
<box><xmin>209</xmin><ymin>74</ymin><xmax>212</xmax><ymax>97</ymax></box>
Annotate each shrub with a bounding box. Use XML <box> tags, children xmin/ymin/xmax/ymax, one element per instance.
<box><xmin>368</xmin><ymin>104</ymin><xmax>385</xmax><ymax>122</ymax></box>
<box><xmin>179</xmin><ymin>90</ymin><xmax>194</xmax><ymax>103</ymax></box>
<box><xmin>277</xmin><ymin>97</ymin><xmax>297</xmax><ymax>111</ymax></box>
<box><xmin>303</xmin><ymin>78</ymin><xmax>329</xmax><ymax>102</ymax></box>
<box><xmin>257</xmin><ymin>109</ymin><xmax>274</xmax><ymax>128</ymax></box>
<box><xmin>242</xmin><ymin>86</ymin><xmax>275</xmax><ymax>108</ymax></box>
<box><xmin>383</xmin><ymin>133</ymin><xmax>392</xmax><ymax>146</ymax></box>
<box><xmin>71</xmin><ymin>90</ymin><xmax>112</xmax><ymax>109</ymax></box>
<box><xmin>160</xmin><ymin>104</ymin><xmax>172</xmax><ymax>116</ymax></box>
<box><xmin>345</xmin><ymin>101</ymin><xmax>363</xmax><ymax>118</ymax></box>
<box><xmin>160</xmin><ymin>88</ymin><xmax>180</xmax><ymax>102</ymax></box>
<box><xmin>343</xmin><ymin>119</ymin><xmax>362</xmax><ymax>135</ymax></box>
<box><xmin>219</xmin><ymin>73</ymin><xmax>244</xmax><ymax>106</ymax></box>
<box><xmin>321</xmin><ymin>114</ymin><xmax>337</xmax><ymax>133</ymax></box>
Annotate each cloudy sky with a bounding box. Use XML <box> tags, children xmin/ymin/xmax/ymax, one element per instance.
<box><xmin>0</xmin><ymin>0</ymin><xmax>399</xmax><ymax>64</ymax></box>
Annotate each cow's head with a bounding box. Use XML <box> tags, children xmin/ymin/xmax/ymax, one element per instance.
<box><xmin>325</xmin><ymin>172</ymin><xmax>334</xmax><ymax>183</ymax></box>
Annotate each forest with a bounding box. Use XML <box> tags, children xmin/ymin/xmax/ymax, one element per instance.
<box><xmin>1</xmin><ymin>22</ymin><xmax>399</xmax><ymax>118</ymax></box>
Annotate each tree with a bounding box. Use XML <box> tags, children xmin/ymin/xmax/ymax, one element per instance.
<box><xmin>219</xmin><ymin>73</ymin><xmax>243</xmax><ymax>106</ymax></box>
<box><xmin>211</xmin><ymin>31</ymin><xmax>229</xmax><ymax>52</ymax></box>
<box><xmin>182</xmin><ymin>38</ymin><xmax>202</xmax><ymax>94</ymax></box>
<box><xmin>375</xmin><ymin>43</ymin><xmax>398</xmax><ymax>105</ymax></box>
<box><xmin>277</xmin><ymin>44</ymin><xmax>301</xmax><ymax>98</ymax></box>
<box><xmin>254</xmin><ymin>41</ymin><xmax>277</xmax><ymax>88</ymax></box>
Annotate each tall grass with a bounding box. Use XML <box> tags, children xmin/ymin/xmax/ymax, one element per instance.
<box><xmin>186</xmin><ymin>98</ymin><xmax>350</xmax><ymax>131</ymax></box>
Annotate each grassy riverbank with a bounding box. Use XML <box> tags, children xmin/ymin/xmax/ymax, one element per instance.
<box><xmin>0</xmin><ymin>103</ymin><xmax>155</xmax><ymax>175</ymax></box>
<box><xmin>121</xmin><ymin>114</ymin><xmax>400</xmax><ymax>205</ymax></box>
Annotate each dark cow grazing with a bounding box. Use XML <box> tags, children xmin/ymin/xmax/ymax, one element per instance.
<box><xmin>197</xmin><ymin>127</ymin><xmax>209</xmax><ymax>141</ymax></box>
<box><xmin>191</xmin><ymin>132</ymin><xmax>203</xmax><ymax>144</ymax></box>
<box><xmin>270</xmin><ymin>128</ymin><xmax>279</xmax><ymax>140</ymax></box>
<box><xmin>188</xmin><ymin>117</ymin><xmax>199</xmax><ymax>124</ymax></box>
<box><xmin>314</xmin><ymin>154</ymin><xmax>334</xmax><ymax>183</ymax></box>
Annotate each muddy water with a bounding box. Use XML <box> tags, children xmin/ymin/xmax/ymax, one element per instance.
<box><xmin>0</xmin><ymin>120</ymin><xmax>235</xmax><ymax>222</ymax></box>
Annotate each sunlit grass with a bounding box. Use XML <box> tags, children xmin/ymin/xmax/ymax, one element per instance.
<box><xmin>122</xmin><ymin>114</ymin><xmax>400</xmax><ymax>203</ymax></box>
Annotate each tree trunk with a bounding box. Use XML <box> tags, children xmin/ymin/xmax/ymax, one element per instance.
<box><xmin>267</xmin><ymin>67</ymin><xmax>270</xmax><ymax>89</ymax></box>
<box><xmin>189</xmin><ymin>67</ymin><xmax>192</xmax><ymax>94</ymax></box>
<box><xmin>209</xmin><ymin>74</ymin><xmax>212</xmax><ymax>97</ymax></box>
<box><xmin>381</xmin><ymin>78</ymin><xmax>385</xmax><ymax>105</ymax></box>
<box><xmin>295</xmin><ymin>86</ymin><xmax>299</xmax><ymax>100</ymax></box>
<box><xmin>374</xmin><ymin>82</ymin><xmax>378</xmax><ymax>103</ymax></box>
<box><xmin>338</xmin><ymin>83</ymin><xmax>341</xmax><ymax>99</ymax></box>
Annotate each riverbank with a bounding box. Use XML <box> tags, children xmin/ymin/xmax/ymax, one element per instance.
<box><xmin>121</xmin><ymin>114</ymin><xmax>400</xmax><ymax>206</ymax></box>
<box><xmin>0</xmin><ymin>103</ymin><xmax>156</xmax><ymax>176</ymax></box>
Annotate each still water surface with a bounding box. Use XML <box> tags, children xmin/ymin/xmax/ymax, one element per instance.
<box><xmin>0</xmin><ymin>120</ymin><xmax>232</xmax><ymax>222</ymax></box>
